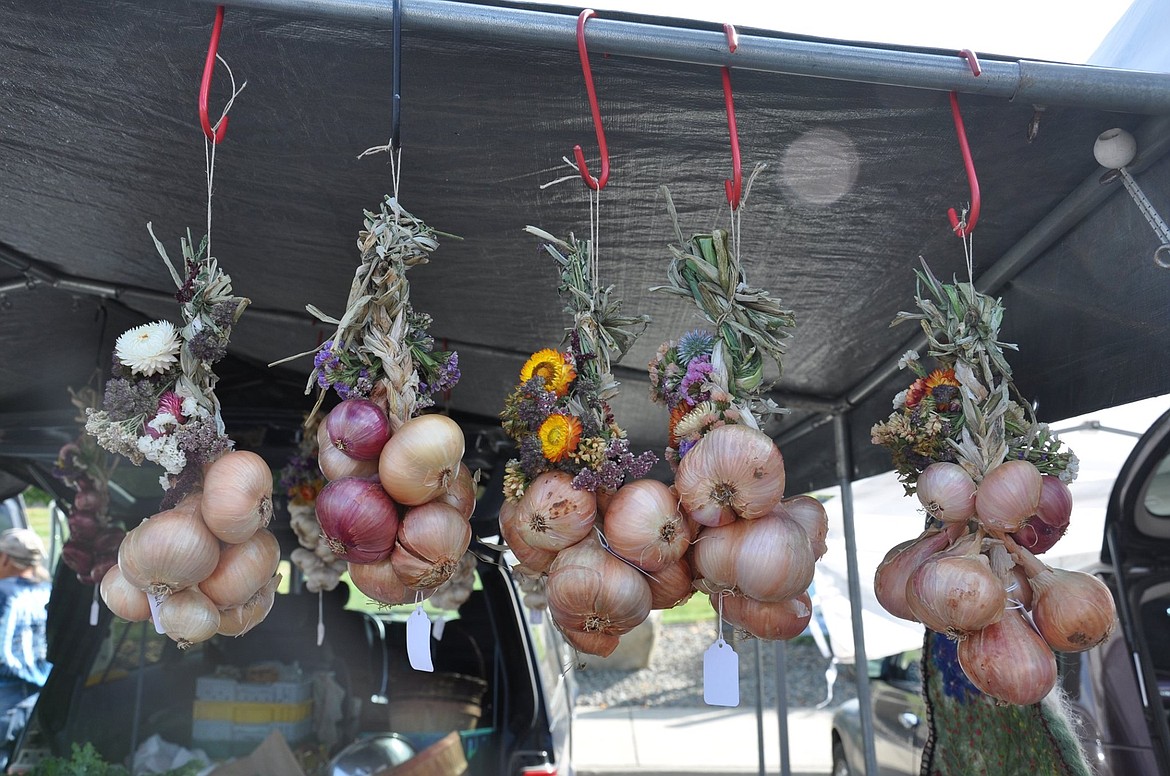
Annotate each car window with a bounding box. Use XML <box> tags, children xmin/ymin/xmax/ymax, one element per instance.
<box><xmin>0</xmin><ymin>497</ymin><xmax>27</xmax><ymax>533</ymax></box>
<box><xmin>1144</xmin><ymin>451</ymin><xmax>1170</xmax><ymax>517</ymax></box>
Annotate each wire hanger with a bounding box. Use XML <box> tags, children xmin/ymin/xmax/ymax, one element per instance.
<box><xmin>572</xmin><ymin>9</ymin><xmax>609</xmax><ymax>191</ymax></box>
<box><xmin>947</xmin><ymin>50</ymin><xmax>982</xmax><ymax>237</ymax></box>
<box><xmin>199</xmin><ymin>5</ymin><xmax>229</xmax><ymax>144</ymax></box>
<box><xmin>722</xmin><ymin>24</ymin><xmax>742</xmax><ymax>211</ymax></box>
<box><xmin>391</xmin><ymin>0</ymin><xmax>402</xmax><ymax>150</ymax></box>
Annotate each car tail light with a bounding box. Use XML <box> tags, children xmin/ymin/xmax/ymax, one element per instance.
<box><xmin>519</xmin><ymin>766</ymin><xmax>557</xmax><ymax>775</ymax></box>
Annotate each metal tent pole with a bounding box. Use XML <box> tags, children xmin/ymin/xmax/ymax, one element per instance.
<box><xmin>775</xmin><ymin>639</ymin><xmax>791</xmax><ymax>776</ymax></box>
<box><xmin>834</xmin><ymin>412</ymin><xmax>878</xmax><ymax>776</ymax></box>
<box><xmin>755</xmin><ymin>640</ymin><xmax>766</xmax><ymax>776</ymax></box>
<box><xmin>183</xmin><ymin>0</ymin><xmax>1170</xmax><ymax>114</ymax></box>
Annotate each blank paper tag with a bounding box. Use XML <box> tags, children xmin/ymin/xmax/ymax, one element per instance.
<box><xmin>90</xmin><ymin>599</ymin><xmax>99</xmax><ymax>627</ymax></box>
<box><xmin>703</xmin><ymin>639</ymin><xmax>740</xmax><ymax>707</ymax></box>
<box><xmin>433</xmin><ymin>616</ymin><xmax>446</xmax><ymax>641</ymax></box>
<box><xmin>407</xmin><ymin>606</ymin><xmax>434</xmax><ymax>673</ymax></box>
<box><xmin>529</xmin><ymin>609</ymin><xmax>543</xmax><ymax>625</ymax></box>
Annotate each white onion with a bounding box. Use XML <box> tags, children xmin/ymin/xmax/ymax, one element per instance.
<box><xmin>158</xmin><ymin>587</ymin><xmax>221</xmax><ymax>650</ymax></box>
<box><xmin>100</xmin><ymin>565</ymin><xmax>151</xmax><ymax>622</ymax></box>
<box><xmin>199</xmin><ymin>528</ymin><xmax>281</xmax><ymax>609</ymax></box>
<box><xmin>378</xmin><ymin>413</ymin><xmax>465</xmax><ymax>505</ymax></box>
<box><xmin>118</xmin><ymin>494</ymin><xmax>221</xmax><ymax>597</ymax></box>
<box><xmin>217</xmin><ymin>574</ymin><xmax>281</xmax><ymax>637</ymax></box>
<box><xmin>200</xmin><ymin>450</ymin><xmax>275</xmax><ymax>544</ymax></box>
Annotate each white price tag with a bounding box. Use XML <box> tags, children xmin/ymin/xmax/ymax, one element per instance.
<box><xmin>703</xmin><ymin>638</ymin><xmax>740</xmax><ymax>707</ymax></box>
<box><xmin>147</xmin><ymin>594</ymin><xmax>165</xmax><ymax>635</ymax></box>
<box><xmin>407</xmin><ymin>606</ymin><xmax>434</xmax><ymax>672</ymax></box>
<box><xmin>433</xmin><ymin>615</ymin><xmax>447</xmax><ymax>641</ymax></box>
<box><xmin>90</xmin><ymin>599</ymin><xmax>99</xmax><ymax>627</ymax></box>
<box><xmin>529</xmin><ymin>608</ymin><xmax>543</xmax><ymax>625</ymax></box>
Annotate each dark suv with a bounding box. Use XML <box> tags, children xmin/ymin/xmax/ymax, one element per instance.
<box><xmin>831</xmin><ymin>406</ymin><xmax>1170</xmax><ymax>776</ymax></box>
<box><xmin>0</xmin><ymin>410</ymin><xmax>575</xmax><ymax>776</ymax></box>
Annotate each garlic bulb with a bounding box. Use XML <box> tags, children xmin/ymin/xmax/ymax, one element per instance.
<box><xmin>675</xmin><ymin>424</ymin><xmax>786</xmax><ymax>527</ymax></box>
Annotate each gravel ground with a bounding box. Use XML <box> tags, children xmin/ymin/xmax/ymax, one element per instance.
<box><xmin>573</xmin><ymin>621</ymin><xmax>859</xmax><ymax>710</ymax></box>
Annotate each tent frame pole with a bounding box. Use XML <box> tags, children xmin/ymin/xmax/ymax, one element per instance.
<box><xmin>835</xmin><ymin>411</ymin><xmax>879</xmax><ymax>775</ymax></box>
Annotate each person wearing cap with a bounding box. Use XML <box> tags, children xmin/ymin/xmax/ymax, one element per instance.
<box><xmin>0</xmin><ymin>529</ymin><xmax>51</xmax><ymax>741</ymax></box>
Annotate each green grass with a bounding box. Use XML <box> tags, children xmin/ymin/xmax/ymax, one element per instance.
<box><xmin>660</xmin><ymin>591</ymin><xmax>717</xmax><ymax>625</ymax></box>
<box><xmin>25</xmin><ymin>505</ymin><xmax>55</xmax><ymax>557</ymax></box>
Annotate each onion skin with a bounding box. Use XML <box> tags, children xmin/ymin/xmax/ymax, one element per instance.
<box><xmin>602</xmin><ymin>480</ymin><xmax>693</xmax><ymax>573</ymax></box>
<box><xmin>199</xmin><ymin>528</ymin><xmax>281</xmax><ymax>608</ymax></box>
<box><xmin>498</xmin><ymin>499</ymin><xmax>557</xmax><ymax>574</ymax></box>
<box><xmin>118</xmin><ymin>494</ymin><xmax>221</xmax><ymax>596</ymax></box>
<box><xmin>547</xmin><ymin>534</ymin><xmax>652</xmax><ymax>642</ymax></box>
<box><xmin>315</xmin><ymin>477</ymin><xmax>400</xmax><ymax>564</ymax></box>
<box><xmin>217</xmin><ymin>574</ymin><xmax>281</xmax><ymax>637</ymax></box>
<box><xmin>692</xmin><ymin>520</ymin><xmax>751</xmax><ymax>594</ymax></box>
<box><xmin>1009</xmin><ymin>476</ymin><xmax>1073</xmax><ymax>555</ymax></box>
<box><xmin>734</xmin><ymin>511</ymin><xmax>815</xmax><ymax>603</ymax></box>
<box><xmin>717</xmin><ymin>591</ymin><xmax>812</xmax><ymax>641</ymax></box>
<box><xmin>916</xmin><ymin>462</ymin><xmax>977</xmax><ymax>524</ymax></box>
<box><xmin>317</xmin><ymin>422</ymin><xmax>380</xmax><ymax>481</ymax></box>
<box><xmin>560</xmin><ymin>627</ymin><xmax>620</xmax><ymax>658</ymax></box>
<box><xmin>907</xmin><ymin>551</ymin><xmax>1006</xmax><ymax>636</ymax></box>
<box><xmin>873</xmin><ymin>526</ymin><xmax>956</xmax><ymax>621</ymax></box>
<box><xmin>675</xmin><ymin>424</ymin><xmax>786</xmax><ymax>527</ymax></box>
<box><xmin>159</xmin><ymin>587</ymin><xmax>221</xmax><ymax>650</ymax></box>
<box><xmin>958</xmin><ymin>606</ymin><xmax>1057</xmax><ymax>705</ymax></box>
<box><xmin>100</xmin><ymin>565</ymin><xmax>152</xmax><ymax>622</ymax></box>
<box><xmin>436</xmin><ymin>463</ymin><xmax>477</xmax><ymax>521</ymax></box>
<box><xmin>390</xmin><ymin>501</ymin><xmax>472</xmax><ymax>589</ymax></box>
<box><xmin>325</xmin><ymin>398</ymin><xmax>391</xmax><ymax>461</ymax></box>
<box><xmin>201</xmin><ymin>450</ymin><xmax>275</xmax><ymax>544</ymax></box>
<box><xmin>974</xmin><ymin>460</ymin><xmax>1042</xmax><ymax>533</ymax></box>
<box><xmin>778</xmin><ymin>496</ymin><xmax>829</xmax><ymax>559</ymax></box>
<box><xmin>513</xmin><ymin>471</ymin><xmax>596</xmax><ymax>553</ymax></box>
<box><xmin>647</xmin><ymin>557</ymin><xmax>696</xmax><ymax>610</ymax></box>
<box><xmin>378</xmin><ymin>413</ymin><xmax>465</xmax><ymax>506</ymax></box>
<box><xmin>347</xmin><ymin>559</ymin><xmax>430</xmax><ymax>606</ymax></box>
<box><xmin>1021</xmin><ymin>560</ymin><xmax>1116</xmax><ymax>652</ymax></box>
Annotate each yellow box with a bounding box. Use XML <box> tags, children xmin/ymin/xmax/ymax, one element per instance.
<box><xmin>193</xmin><ymin>699</ymin><xmax>311</xmax><ymax>724</ymax></box>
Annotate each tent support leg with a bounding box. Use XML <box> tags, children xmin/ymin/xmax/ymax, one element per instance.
<box><xmin>775</xmin><ymin>639</ymin><xmax>791</xmax><ymax>776</ymax></box>
<box><xmin>834</xmin><ymin>412</ymin><xmax>879</xmax><ymax>775</ymax></box>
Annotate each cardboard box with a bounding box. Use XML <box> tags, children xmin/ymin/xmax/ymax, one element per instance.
<box><xmin>207</xmin><ymin>730</ymin><xmax>307</xmax><ymax>776</ymax></box>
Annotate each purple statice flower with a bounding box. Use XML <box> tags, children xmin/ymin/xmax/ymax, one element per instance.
<box><xmin>677</xmin><ymin>437</ymin><xmax>698</xmax><ymax>459</ymax></box>
<box><xmin>518</xmin><ymin>435</ymin><xmax>548</xmax><ymax>479</ymax></box>
<box><xmin>678</xmin><ymin>354</ymin><xmax>713</xmax><ymax>406</ymax></box>
<box><xmin>210</xmin><ymin>301</ymin><xmax>239</xmax><ymax>329</ymax></box>
<box><xmin>433</xmin><ymin>351</ymin><xmax>460</xmax><ymax>393</ymax></box>
<box><xmin>187</xmin><ymin>329</ymin><xmax>227</xmax><ymax>363</ymax></box>
<box><xmin>571</xmin><ymin>467</ymin><xmax>600</xmax><ymax>492</ymax></box>
<box><xmin>629</xmin><ymin>450</ymin><xmax>657</xmax><ymax>478</ymax></box>
<box><xmin>103</xmin><ymin>378</ymin><xmax>159</xmax><ymax>422</ymax></box>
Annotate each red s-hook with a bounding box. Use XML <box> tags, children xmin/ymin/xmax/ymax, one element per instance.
<box><xmin>572</xmin><ymin>9</ymin><xmax>609</xmax><ymax>191</ymax></box>
<box><xmin>199</xmin><ymin>5</ymin><xmax>228</xmax><ymax>144</ymax></box>
<box><xmin>723</xmin><ymin>24</ymin><xmax>742</xmax><ymax>210</ymax></box>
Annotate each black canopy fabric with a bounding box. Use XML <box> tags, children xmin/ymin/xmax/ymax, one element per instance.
<box><xmin>2</xmin><ymin>0</ymin><xmax>1169</xmax><ymax>493</ymax></box>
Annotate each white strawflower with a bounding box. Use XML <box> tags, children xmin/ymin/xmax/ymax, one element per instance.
<box><xmin>115</xmin><ymin>321</ymin><xmax>181</xmax><ymax>376</ymax></box>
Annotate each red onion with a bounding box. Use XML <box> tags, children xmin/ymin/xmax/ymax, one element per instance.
<box><xmin>67</xmin><ymin>512</ymin><xmax>101</xmax><ymax>542</ymax></box>
<box><xmin>62</xmin><ymin>543</ymin><xmax>93</xmax><ymax>577</ymax></box>
<box><xmin>317</xmin><ymin>421</ymin><xmax>380</xmax><ymax>481</ymax></box>
<box><xmin>325</xmin><ymin>398</ymin><xmax>392</xmax><ymax>461</ymax></box>
<box><xmin>73</xmin><ymin>489</ymin><xmax>107</xmax><ymax>514</ymax></box>
<box><xmin>1009</xmin><ymin>476</ymin><xmax>1072</xmax><ymax>555</ymax></box>
<box><xmin>315</xmin><ymin>476</ymin><xmax>400</xmax><ymax>564</ymax></box>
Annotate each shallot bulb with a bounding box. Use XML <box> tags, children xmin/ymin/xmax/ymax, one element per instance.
<box><xmin>390</xmin><ymin>501</ymin><xmax>473</xmax><ymax>590</ymax></box>
<box><xmin>324</xmin><ymin>398</ymin><xmax>391</xmax><ymax>461</ymax></box>
<box><xmin>873</xmin><ymin>525</ymin><xmax>957</xmax><ymax>621</ymax></box>
<box><xmin>778</xmin><ymin>496</ymin><xmax>829</xmax><ymax>559</ymax></box>
<box><xmin>1009</xmin><ymin>475</ymin><xmax>1073</xmax><ymax>555</ymax></box>
<box><xmin>916</xmin><ymin>462</ymin><xmax>977</xmax><ymax>524</ymax></box>
<box><xmin>717</xmin><ymin>591</ymin><xmax>812</xmax><ymax>641</ymax></box>
<box><xmin>957</xmin><ymin>606</ymin><xmax>1057</xmax><ymax>705</ymax></box>
<box><xmin>201</xmin><ymin>450</ymin><xmax>275</xmax><ymax>544</ymax></box>
<box><xmin>199</xmin><ymin>528</ymin><xmax>281</xmax><ymax>609</ymax></box>
<box><xmin>561</xmin><ymin>627</ymin><xmax>621</xmax><ymax>658</ymax></box>
<box><xmin>602</xmin><ymin>480</ymin><xmax>693</xmax><ymax>573</ymax></box>
<box><xmin>1012</xmin><ymin>542</ymin><xmax>1116</xmax><ymax>652</ymax></box>
<box><xmin>647</xmin><ymin>556</ymin><xmax>696</xmax><ymax>610</ymax></box>
<box><xmin>118</xmin><ymin>494</ymin><xmax>221</xmax><ymax>597</ymax></box>
<box><xmin>347</xmin><ymin>559</ymin><xmax>429</xmax><ymax>606</ymax></box>
<box><xmin>692</xmin><ymin>519</ymin><xmax>751</xmax><ymax>594</ymax></box>
<box><xmin>733</xmin><ymin>511</ymin><xmax>816</xmax><ymax>603</ymax></box>
<box><xmin>546</xmin><ymin>534</ymin><xmax>653</xmax><ymax>646</ymax></box>
<box><xmin>512</xmin><ymin>471</ymin><xmax>596</xmax><ymax>553</ymax></box>
<box><xmin>378</xmin><ymin>413</ymin><xmax>465</xmax><ymax>506</ymax></box>
<box><xmin>974</xmin><ymin>460</ymin><xmax>1042</xmax><ymax>533</ymax></box>
<box><xmin>100</xmin><ymin>565</ymin><xmax>151</xmax><ymax>622</ymax></box>
<box><xmin>315</xmin><ymin>477</ymin><xmax>400</xmax><ymax>564</ymax></box>
<box><xmin>675</xmin><ymin>424</ymin><xmax>786</xmax><ymax>527</ymax></box>
<box><xmin>498</xmin><ymin>499</ymin><xmax>557</xmax><ymax>574</ymax></box>
<box><xmin>217</xmin><ymin>574</ymin><xmax>281</xmax><ymax>637</ymax></box>
<box><xmin>158</xmin><ymin>587</ymin><xmax>221</xmax><ymax>650</ymax></box>
<box><xmin>317</xmin><ymin>421</ymin><xmax>380</xmax><ymax>481</ymax></box>
<box><xmin>907</xmin><ymin>543</ymin><xmax>1006</xmax><ymax>637</ymax></box>
<box><xmin>436</xmin><ymin>463</ymin><xmax>477</xmax><ymax>521</ymax></box>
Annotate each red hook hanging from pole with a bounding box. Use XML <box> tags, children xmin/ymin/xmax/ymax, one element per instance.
<box><xmin>947</xmin><ymin>50</ymin><xmax>982</xmax><ymax>237</ymax></box>
<box><xmin>722</xmin><ymin>24</ymin><xmax>742</xmax><ymax>210</ymax></box>
<box><xmin>572</xmin><ymin>9</ymin><xmax>609</xmax><ymax>191</ymax></box>
<box><xmin>199</xmin><ymin>5</ymin><xmax>228</xmax><ymax>144</ymax></box>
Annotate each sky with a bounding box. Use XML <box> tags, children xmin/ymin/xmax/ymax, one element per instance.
<box><xmin>533</xmin><ymin>0</ymin><xmax>1136</xmax><ymax>64</ymax></box>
